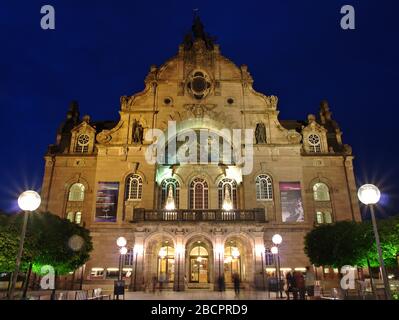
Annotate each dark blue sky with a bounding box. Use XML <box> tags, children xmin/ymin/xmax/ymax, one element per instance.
<box><xmin>1</xmin><ymin>1</ymin><xmax>398</xmax><ymax>218</ymax></box>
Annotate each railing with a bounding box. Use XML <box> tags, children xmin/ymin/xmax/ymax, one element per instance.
<box><xmin>131</xmin><ymin>208</ymin><xmax>266</xmax><ymax>222</ymax></box>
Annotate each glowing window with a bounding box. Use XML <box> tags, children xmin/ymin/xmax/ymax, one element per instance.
<box><xmin>313</xmin><ymin>183</ymin><xmax>330</xmax><ymax>201</ymax></box>
<box><xmin>68</xmin><ymin>183</ymin><xmax>85</xmax><ymax>201</ymax></box>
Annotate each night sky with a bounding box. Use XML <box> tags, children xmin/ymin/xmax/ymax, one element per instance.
<box><xmin>1</xmin><ymin>1</ymin><xmax>398</xmax><ymax>219</ymax></box>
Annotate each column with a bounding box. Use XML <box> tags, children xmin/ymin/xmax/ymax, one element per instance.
<box><xmin>254</xmin><ymin>236</ymin><xmax>266</xmax><ymax>290</ymax></box>
<box><xmin>130</xmin><ymin>236</ymin><xmax>145</xmax><ymax>291</ymax></box>
<box><xmin>214</xmin><ymin>237</ymin><xmax>224</xmax><ymax>291</ymax></box>
<box><xmin>174</xmin><ymin>236</ymin><xmax>185</xmax><ymax>291</ymax></box>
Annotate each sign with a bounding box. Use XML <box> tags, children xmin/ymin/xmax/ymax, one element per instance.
<box><xmin>95</xmin><ymin>182</ymin><xmax>119</xmax><ymax>222</ymax></box>
<box><xmin>280</xmin><ymin>182</ymin><xmax>304</xmax><ymax>222</ymax></box>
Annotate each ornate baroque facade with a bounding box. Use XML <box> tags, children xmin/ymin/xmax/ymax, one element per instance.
<box><xmin>41</xmin><ymin>17</ymin><xmax>361</xmax><ymax>291</ymax></box>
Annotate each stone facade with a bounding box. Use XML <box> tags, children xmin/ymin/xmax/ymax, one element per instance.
<box><xmin>41</xmin><ymin>17</ymin><xmax>360</xmax><ymax>291</ymax></box>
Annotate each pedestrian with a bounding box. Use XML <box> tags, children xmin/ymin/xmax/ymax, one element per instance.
<box><xmin>305</xmin><ymin>266</ymin><xmax>315</xmax><ymax>300</ymax></box>
<box><xmin>294</xmin><ymin>271</ymin><xmax>306</xmax><ymax>300</ymax></box>
<box><xmin>218</xmin><ymin>275</ymin><xmax>225</xmax><ymax>292</ymax></box>
<box><xmin>285</xmin><ymin>271</ymin><xmax>295</xmax><ymax>300</ymax></box>
<box><xmin>233</xmin><ymin>272</ymin><xmax>240</xmax><ymax>297</ymax></box>
<box><xmin>151</xmin><ymin>275</ymin><xmax>157</xmax><ymax>294</ymax></box>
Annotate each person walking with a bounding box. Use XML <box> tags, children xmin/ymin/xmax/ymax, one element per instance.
<box><xmin>305</xmin><ymin>266</ymin><xmax>315</xmax><ymax>300</ymax></box>
<box><xmin>294</xmin><ymin>271</ymin><xmax>306</xmax><ymax>300</ymax></box>
<box><xmin>285</xmin><ymin>271</ymin><xmax>295</xmax><ymax>300</ymax></box>
<box><xmin>233</xmin><ymin>273</ymin><xmax>240</xmax><ymax>297</ymax></box>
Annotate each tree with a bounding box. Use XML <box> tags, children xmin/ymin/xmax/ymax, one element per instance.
<box><xmin>304</xmin><ymin>221</ymin><xmax>367</xmax><ymax>269</ymax></box>
<box><xmin>304</xmin><ymin>218</ymin><xmax>399</xmax><ymax>269</ymax></box>
<box><xmin>359</xmin><ymin>217</ymin><xmax>399</xmax><ymax>268</ymax></box>
<box><xmin>0</xmin><ymin>212</ymin><xmax>93</xmax><ymax>275</ymax></box>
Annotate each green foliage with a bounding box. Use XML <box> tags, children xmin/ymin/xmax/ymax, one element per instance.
<box><xmin>304</xmin><ymin>217</ymin><xmax>399</xmax><ymax>269</ymax></box>
<box><xmin>0</xmin><ymin>211</ymin><xmax>93</xmax><ymax>275</ymax></box>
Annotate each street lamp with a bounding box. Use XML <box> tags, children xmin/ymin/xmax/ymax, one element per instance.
<box><xmin>272</xmin><ymin>234</ymin><xmax>283</xmax><ymax>299</ymax></box>
<box><xmin>358</xmin><ymin>184</ymin><xmax>392</xmax><ymax>300</ymax></box>
<box><xmin>116</xmin><ymin>237</ymin><xmax>127</xmax><ymax>282</ymax></box>
<box><xmin>116</xmin><ymin>236</ymin><xmax>127</xmax><ymax>248</ymax></box>
<box><xmin>132</xmin><ymin>244</ymin><xmax>144</xmax><ymax>291</ymax></box>
<box><xmin>9</xmin><ymin>190</ymin><xmax>41</xmax><ymax>300</ymax></box>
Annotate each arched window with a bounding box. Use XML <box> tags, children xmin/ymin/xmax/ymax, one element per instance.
<box><xmin>256</xmin><ymin>175</ymin><xmax>273</xmax><ymax>200</ymax></box>
<box><xmin>313</xmin><ymin>183</ymin><xmax>330</xmax><ymax>201</ymax></box>
<box><xmin>75</xmin><ymin>134</ymin><xmax>90</xmax><ymax>153</ymax></box>
<box><xmin>189</xmin><ymin>178</ymin><xmax>208</xmax><ymax>209</ymax></box>
<box><xmin>161</xmin><ymin>178</ymin><xmax>180</xmax><ymax>209</ymax></box>
<box><xmin>316</xmin><ymin>211</ymin><xmax>333</xmax><ymax>224</ymax></box>
<box><xmin>66</xmin><ymin>212</ymin><xmax>75</xmax><ymax>222</ymax></box>
<box><xmin>126</xmin><ymin>174</ymin><xmax>143</xmax><ymax>201</ymax></box>
<box><xmin>158</xmin><ymin>245</ymin><xmax>175</xmax><ymax>282</ymax></box>
<box><xmin>218</xmin><ymin>178</ymin><xmax>237</xmax><ymax>209</ymax></box>
<box><xmin>68</xmin><ymin>183</ymin><xmax>85</xmax><ymax>201</ymax></box>
<box><xmin>189</xmin><ymin>244</ymin><xmax>209</xmax><ymax>283</ymax></box>
<box><xmin>308</xmin><ymin>134</ymin><xmax>321</xmax><ymax>153</ymax></box>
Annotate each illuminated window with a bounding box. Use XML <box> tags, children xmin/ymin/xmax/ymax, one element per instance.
<box><xmin>224</xmin><ymin>243</ymin><xmax>241</xmax><ymax>282</ymax></box>
<box><xmin>189</xmin><ymin>178</ymin><xmax>208</xmax><ymax>209</ymax></box>
<box><xmin>308</xmin><ymin>134</ymin><xmax>321</xmax><ymax>153</ymax></box>
<box><xmin>218</xmin><ymin>178</ymin><xmax>237</xmax><ymax>209</ymax></box>
<box><xmin>66</xmin><ymin>212</ymin><xmax>75</xmax><ymax>222</ymax></box>
<box><xmin>126</xmin><ymin>174</ymin><xmax>143</xmax><ymax>201</ymax></box>
<box><xmin>75</xmin><ymin>212</ymin><xmax>82</xmax><ymax>225</ymax></box>
<box><xmin>313</xmin><ymin>183</ymin><xmax>330</xmax><ymax>201</ymax></box>
<box><xmin>160</xmin><ymin>178</ymin><xmax>180</xmax><ymax>209</ymax></box>
<box><xmin>316</xmin><ymin>211</ymin><xmax>333</xmax><ymax>224</ymax></box>
<box><xmin>68</xmin><ymin>183</ymin><xmax>85</xmax><ymax>201</ymax></box>
<box><xmin>158</xmin><ymin>245</ymin><xmax>175</xmax><ymax>282</ymax></box>
<box><xmin>256</xmin><ymin>175</ymin><xmax>273</xmax><ymax>200</ymax></box>
<box><xmin>75</xmin><ymin>134</ymin><xmax>90</xmax><ymax>153</ymax></box>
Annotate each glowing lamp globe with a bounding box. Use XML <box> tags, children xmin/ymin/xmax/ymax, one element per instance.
<box><xmin>119</xmin><ymin>246</ymin><xmax>128</xmax><ymax>255</ymax></box>
<box><xmin>271</xmin><ymin>246</ymin><xmax>279</xmax><ymax>255</ymax></box>
<box><xmin>358</xmin><ymin>184</ymin><xmax>381</xmax><ymax>205</ymax></box>
<box><xmin>272</xmin><ymin>234</ymin><xmax>283</xmax><ymax>245</ymax></box>
<box><xmin>116</xmin><ymin>236</ymin><xmax>127</xmax><ymax>247</ymax></box>
<box><xmin>18</xmin><ymin>190</ymin><xmax>41</xmax><ymax>211</ymax></box>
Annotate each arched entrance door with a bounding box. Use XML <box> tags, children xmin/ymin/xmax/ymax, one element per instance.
<box><xmin>157</xmin><ymin>243</ymin><xmax>175</xmax><ymax>283</ymax></box>
<box><xmin>189</xmin><ymin>243</ymin><xmax>209</xmax><ymax>283</ymax></box>
<box><xmin>224</xmin><ymin>243</ymin><xmax>241</xmax><ymax>283</ymax></box>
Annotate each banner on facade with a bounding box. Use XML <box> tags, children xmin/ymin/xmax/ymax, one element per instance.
<box><xmin>280</xmin><ymin>182</ymin><xmax>304</xmax><ymax>222</ymax></box>
<box><xmin>95</xmin><ymin>182</ymin><xmax>119</xmax><ymax>222</ymax></box>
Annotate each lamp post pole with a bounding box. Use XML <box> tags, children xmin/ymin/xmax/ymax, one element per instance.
<box><xmin>369</xmin><ymin>205</ymin><xmax>392</xmax><ymax>300</ymax></box>
<box><xmin>9</xmin><ymin>190</ymin><xmax>41</xmax><ymax>300</ymax></box>
<box><xmin>357</xmin><ymin>184</ymin><xmax>391</xmax><ymax>300</ymax></box>
<box><xmin>277</xmin><ymin>252</ymin><xmax>282</xmax><ymax>298</ymax></box>
<box><xmin>8</xmin><ymin>210</ymin><xmax>29</xmax><ymax>300</ymax></box>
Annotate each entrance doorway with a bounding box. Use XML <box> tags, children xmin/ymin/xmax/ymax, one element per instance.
<box><xmin>224</xmin><ymin>242</ymin><xmax>241</xmax><ymax>283</ymax></box>
<box><xmin>189</xmin><ymin>244</ymin><xmax>209</xmax><ymax>283</ymax></box>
